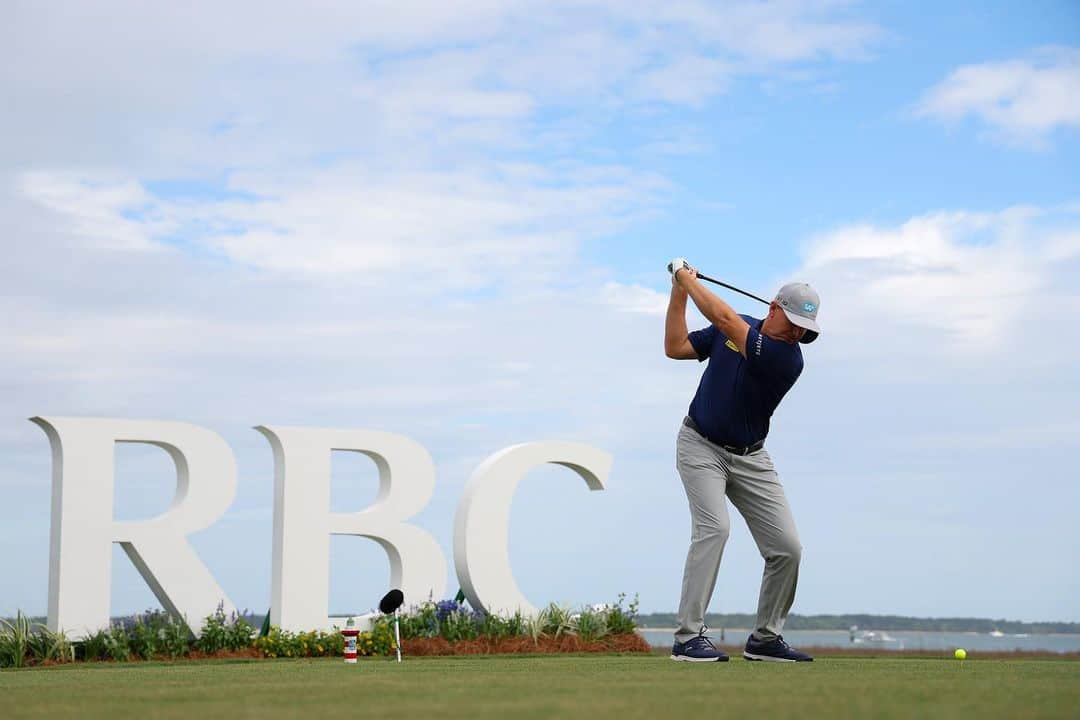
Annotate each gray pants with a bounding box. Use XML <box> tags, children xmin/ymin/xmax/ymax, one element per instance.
<box><xmin>674</xmin><ymin>422</ymin><xmax>802</xmax><ymax>644</ymax></box>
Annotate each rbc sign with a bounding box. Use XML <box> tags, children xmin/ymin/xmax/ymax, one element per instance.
<box><xmin>30</xmin><ymin>417</ymin><xmax>612</xmax><ymax>638</ymax></box>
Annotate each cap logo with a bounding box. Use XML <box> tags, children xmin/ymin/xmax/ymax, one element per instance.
<box><xmin>803</xmin><ymin>302</ymin><xmax>817</xmax><ymax>313</ymax></box>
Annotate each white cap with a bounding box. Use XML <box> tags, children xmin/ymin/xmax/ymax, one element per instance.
<box><xmin>774</xmin><ymin>282</ymin><xmax>821</xmax><ymax>344</ymax></box>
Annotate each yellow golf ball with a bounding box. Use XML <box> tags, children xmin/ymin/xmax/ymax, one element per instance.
<box><xmin>954</xmin><ymin>648</ymin><xmax>967</xmax><ymax>660</ymax></box>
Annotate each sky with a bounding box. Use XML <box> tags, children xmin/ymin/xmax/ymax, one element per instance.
<box><xmin>2</xmin><ymin>1</ymin><xmax>1079</xmax><ymax>624</ymax></box>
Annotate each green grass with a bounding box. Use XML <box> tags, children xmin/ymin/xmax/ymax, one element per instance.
<box><xmin>2</xmin><ymin>654</ymin><xmax>1078</xmax><ymax>720</ymax></box>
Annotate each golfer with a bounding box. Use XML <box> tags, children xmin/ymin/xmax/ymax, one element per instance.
<box><xmin>665</xmin><ymin>258</ymin><xmax>819</xmax><ymax>663</ymax></box>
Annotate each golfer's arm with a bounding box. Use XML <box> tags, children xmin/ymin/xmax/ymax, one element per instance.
<box><xmin>683</xmin><ymin>276</ymin><xmax>751</xmax><ymax>356</ymax></box>
<box><xmin>665</xmin><ymin>286</ymin><xmax>697</xmax><ymax>359</ymax></box>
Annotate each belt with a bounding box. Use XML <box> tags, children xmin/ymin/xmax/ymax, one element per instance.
<box><xmin>683</xmin><ymin>416</ymin><xmax>765</xmax><ymax>456</ymax></box>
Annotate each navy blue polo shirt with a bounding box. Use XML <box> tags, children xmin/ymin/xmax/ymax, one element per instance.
<box><xmin>687</xmin><ymin>315</ymin><xmax>803</xmax><ymax>447</ymax></box>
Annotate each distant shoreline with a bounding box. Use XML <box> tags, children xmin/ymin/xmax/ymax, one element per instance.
<box><xmin>634</xmin><ymin>613</ymin><xmax>1080</xmax><ymax>634</ymax></box>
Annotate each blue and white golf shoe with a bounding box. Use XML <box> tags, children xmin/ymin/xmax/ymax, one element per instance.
<box><xmin>670</xmin><ymin>633</ymin><xmax>729</xmax><ymax>662</ymax></box>
<box><xmin>742</xmin><ymin>634</ymin><xmax>814</xmax><ymax>662</ymax></box>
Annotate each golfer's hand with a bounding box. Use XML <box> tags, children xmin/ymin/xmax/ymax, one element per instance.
<box><xmin>668</xmin><ymin>258</ymin><xmax>695</xmax><ymax>286</ymax></box>
<box><xmin>668</xmin><ymin>257</ymin><xmax>687</xmax><ymax>282</ymax></box>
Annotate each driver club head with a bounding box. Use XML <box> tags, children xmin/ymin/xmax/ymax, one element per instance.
<box><xmin>379</xmin><ymin>589</ymin><xmax>404</xmax><ymax>615</ymax></box>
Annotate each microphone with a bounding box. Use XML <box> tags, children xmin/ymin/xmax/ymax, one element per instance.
<box><xmin>379</xmin><ymin>589</ymin><xmax>405</xmax><ymax>663</ymax></box>
<box><xmin>379</xmin><ymin>589</ymin><xmax>404</xmax><ymax>615</ymax></box>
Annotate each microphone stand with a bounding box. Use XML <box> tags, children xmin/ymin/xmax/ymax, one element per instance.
<box><xmin>394</xmin><ymin>608</ymin><xmax>402</xmax><ymax>663</ymax></box>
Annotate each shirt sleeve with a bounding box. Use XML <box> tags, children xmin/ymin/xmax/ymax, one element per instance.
<box><xmin>745</xmin><ymin>325</ymin><xmax>802</xmax><ymax>380</ymax></box>
<box><xmin>688</xmin><ymin>325</ymin><xmax>719</xmax><ymax>362</ymax></box>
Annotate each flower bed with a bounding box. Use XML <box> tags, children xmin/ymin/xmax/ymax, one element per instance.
<box><xmin>1</xmin><ymin>595</ymin><xmax>645</xmax><ymax>667</ymax></box>
<box><xmin>369</xmin><ymin>594</ymin><xmax>648</xmax><ymax>656</ymax></box>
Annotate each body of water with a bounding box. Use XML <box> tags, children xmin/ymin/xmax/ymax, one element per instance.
<box><xmin>638</xmin><ymin>628</ymin><xmax>1080</xmax><ymax>653</ymax></box>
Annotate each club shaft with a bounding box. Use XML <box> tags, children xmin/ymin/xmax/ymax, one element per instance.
<box><xmin>695</xmin><ymin>272</ymin><xmax>770</xmax><ymax>305</ymax></box>
<box><xmin>667</xmin><ymin>262</ymin><xmax>770</xmax><ymax>306</ymax></box>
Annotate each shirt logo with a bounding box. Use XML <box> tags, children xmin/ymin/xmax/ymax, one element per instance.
<box><xmin>725</xmin><ymin>339</ymin><xmax>739</xmax><ymax>353</ymax></box>
<box><xmin>803</xmin><ymin>302</ymin><xmax>817</xmax><ymax>313</ymax></box>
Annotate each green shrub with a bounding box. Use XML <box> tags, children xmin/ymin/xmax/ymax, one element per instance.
<box><xmin>604</xmin><ymin>593</ymin><xmax>639</xmax><ymax>635</ymax></box>
<box><xmin>0</xmin><ymin>612</ymin><xmax>33</xmax><ymax>668</ymax></box>
<box><xmin>397</xmin><ymin>602</ymin><xmax>440</xmax><ymax>639</ymax></box>
<box><xmin>158</xmin><ymin>616</ymin><xmax>192</xmax><ymax>659</ymax></box>
<box><xmin>525</xmin><ymin>611</ymin><xmax>546</xmax><ymax>642</ymax></box>
<box><xmin>104</xmin><ymin>624</ymin><xmax>131</xmax><ymax>662</ymax></box>
<box><xmin>542</xmin><ymin>604</ymin><xmax>575</xmax><ymax>639</ymax></box>
<box><xmin>477</xmin><ymin>611</ymin><xmax>524</xmax><ymax>641</ymax></box>
<box><xmin>225</xmin><ymin>615</ymin><xmax>255</xmax><ymax>651</ymax></box>
<box><xmin>505</xmin><ymin>611</ymin><xmax>527</xmax><ymax>637</ymax></box>
<box><xmin>441</xmin><ymin>609</ymin><xmax>480</xmax><ymax>642</ymax></box>
<box><xmin>27</xmin><ymin>624</ymin><xmax>74</xmax><ymax>665</ymax></box>
<box><xmin>253</xmin><ymin>627</ymin><xmax>289</xmax><ymax>658</ymax></box>
<box><xmin>254</xmin><ymin>627</ymin><xmax>346</xmax><ymax>659</ymax></box>
<box><xmin>196</xmin><ymin>606</ymin><xmax>229</xmax><ymax>654</ymax></box>
<box><xmin>324</xmin><ymin>629</ymin><xmax>347</xmax><ymax>656</ymax></box>
<box><xmin>0</xmin><ymin>614</ymin><xmax>78</xmax><ymax>668</ymax></box>
<box><xmin>574</xmin><ymin>607</ymin><xmax>609</xmax><ymax>642</ymax></box>
<box><xmin>79</xmin><ymin>628</ymin><xmax>110</xmax><ymax>661</ymax></box>
<box><xmin>369</xmin><ymin>622</ymin><xmax>395</xmax><ymax>655</ymax></box>
<box><xmin>128</xmin><ymin>614</ymin><xmax>161</xmax><ymax>660</ymax></box>
<box><xmin>386</xmin><ymin>600</ymin><xmax>539</xmax><ymax>645</ymax></box>
<box><xmin>184</xmin><ymin>605</ymin><xmax>257</xmax><ymax>655</ymax></box>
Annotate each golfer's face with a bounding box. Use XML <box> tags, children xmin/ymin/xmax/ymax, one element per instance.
<box><xmin>773</xmin><ymin>308</ymin><xmax>806</xmax><ymax>344</ymax></box>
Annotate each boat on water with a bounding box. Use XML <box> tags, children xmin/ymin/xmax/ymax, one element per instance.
<box><xmin>851</xmin><ymin>629</ymin><xmax>900</xmax><ymax>645</ymax></box>
<box><xmin>989</xmin><ymin>630</ymin><xmax>1005</xmax><ymax>637</ymax></box>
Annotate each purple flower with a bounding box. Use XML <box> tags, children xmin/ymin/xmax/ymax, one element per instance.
<box><xmin>435</xmin><ymin>600</ymin><xmax>459</xmax><ymax>621</ymax></box>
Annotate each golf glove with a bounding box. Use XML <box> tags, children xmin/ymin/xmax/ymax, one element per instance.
<box><xmin>668</xmin><ymin>257</ymin><xmax>691</xmax><ymax>283</ymax></box>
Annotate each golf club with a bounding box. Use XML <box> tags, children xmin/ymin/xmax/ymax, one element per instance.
<box><xmin>667</xmin><ymin>261</ymin><xmax>770</xmax><ymax>306</ymax></box>
<box><xmin>379</xmin><ymin>588</ymin><xmax>405</xmax><ymax>662</ymax></box>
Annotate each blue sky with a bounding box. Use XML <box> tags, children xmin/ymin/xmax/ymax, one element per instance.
<box><xmin>3</xmin><ymin>1</ymin><xmax>1079</xmax><ymax>623</ymax></box>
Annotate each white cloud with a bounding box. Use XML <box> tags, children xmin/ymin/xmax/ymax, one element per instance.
<box><xmin>678</xmin><ymin>0</ymin><xmax>881</xmax><ymax>64</ymax></box>
<box><xmin>916</xmin><ymin>47</ymin><xmax>1080</xmax><ymax>145</ymax></box>
<box><xmin>5</xmin><ymin>2</ymin><xmax>883</xmax><ymax>293</ymax></box>
<box><xmin>18</xmin><ymin>173</ymin><xmax>169</xmax><ymax>252</ymax></box>
<box><xmin>17</xmin><ymin>165</ymin><xmax>666</xmax><ymax>286</ymax></box>
<box><xmin>795</xmin><ymin>206</ymin><xmax>1080</xmax><ymax>359</ymax></box>
<box><xmin>3</xmin><ymin>1</ymin><xmax>882</xmax><ymax>173</ymax></box>
<box><xmin>601</xmin><ymin>282</ymin><xmax>669</xmax><ymax>316</ymax></box>
<box><xmin>633</xmin><ymin>56</ymin><xmax>730</xmax><ymax>107</ymax></box>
